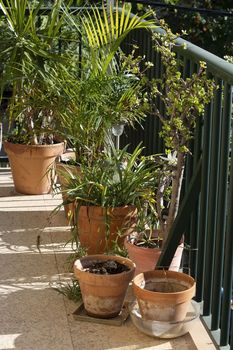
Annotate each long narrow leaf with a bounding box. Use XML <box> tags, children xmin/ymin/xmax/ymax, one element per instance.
<box><xmin>102</xmin><ymin>4</ymin><xmax>111</xmax><ymax>42</ymax></box>
<box><xmin>93</xmin><ymin>8</ymin><xmax>104</xmax><ymax>47</ymax></box>
<box><xmin>96</xmin><ymin>8</ymin><xmax>108</xmax><ymax>45</ymax></box>
<box><xmin>119</xmin><ymin>2</ymin><xmax>126</xmax><ymax>35</ymax></box>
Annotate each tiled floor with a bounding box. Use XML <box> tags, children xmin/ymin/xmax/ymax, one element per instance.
<box><xmin>0</xmin><ymin>168</ymin><xmax>217</xmax><ymax>350</ymax></box>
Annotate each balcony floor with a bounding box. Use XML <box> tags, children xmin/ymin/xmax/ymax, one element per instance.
<box><xmin>0</xmin><ymin>167</ymin><xmax>217</xmax><ymax>350</ymax></box>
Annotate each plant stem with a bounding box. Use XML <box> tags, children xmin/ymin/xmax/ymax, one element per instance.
<box><xmin>163</xmin><ymin>151</ymin><xmax>186</xmax><ymax>243</ymax></box>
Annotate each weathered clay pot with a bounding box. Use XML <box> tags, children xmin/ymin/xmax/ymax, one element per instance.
<box><xmin>133</xmin><ymin>270</ymin><xmax>196</xmax><ymax>322</ymax></box>
<box><xmin>125</xmin><ymin>236</ymin><xmax>184</xmax><ymax>275</ymax></box>
<box><xmin>74</xmin><ymin>254</ymin><xmax>135</xmax><ymax>318</ymax></box>
<box><xmin>77</xmin><ymin>205</ymin><xmax>137</xmax><ymax>254</ymax></box>
<box><xmin>4</xmin><ymin>141</ymin><xmax>64</xmax><ymax>195</ymax></box>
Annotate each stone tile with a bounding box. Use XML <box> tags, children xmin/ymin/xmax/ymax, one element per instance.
<box><xmin>66</xmin><ymin>298</ymin><xmax>200</xmax><ymax>350</ymax></box>
<box><xmin>0</xmin><ymin>169</ymin><xmax>216</xmax><ymax>350</ymax></box>
<box><xmin>0</xmin><ymin>286</ymin><xmax>73</xmax><ymax>350</ymax></box>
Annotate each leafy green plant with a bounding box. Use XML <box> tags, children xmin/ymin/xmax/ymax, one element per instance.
<box><xmin>149</xmin><ymin>20</ymin><xmax>216</xmax><ymax>242</ymax></box>
<box><xmin>58</xmin><ymin>48</ymin><xmax>151</xmax><ymax>164</ymax></box>
<box><xmin>57</xmin><ymin>3</ymin><xmax>156</xmax><ymax>164</ymax></box>
<box><xmin>56</xmin><ymin>141</ymin><xmax>158</xmax><ymax>251</ymax></box>
<box><xmin>64</xmin><ymin>142</ymin><xmax>157</xmax><ymax>209</ymax></box>
<box><xmin>0</xmin><ymin>0</ymin><xmax>77</xmax><ymax>144</ymax></box>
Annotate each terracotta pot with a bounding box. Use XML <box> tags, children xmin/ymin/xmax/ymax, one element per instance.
<box><xmin>74</xmin><ymin>254</ymin><xmax>135</xmax><ymax>318</ymax></box>
<box><xmin>133</xmin><ymin>270</ymin><xmax>196</xmax><ymax>322</ymax></box>
<box><xmin>56</xmin><ymin>161</ymin><xmax>80</xmax><ymax>221</ymax></box>
<box><xmin>124</xmin><ymin>236</ymin><xmax>184</xmax><ymax>275</ymax></box>
<box><xmin>77</xmin><ymin>205</ymin><xmax>137</xmax><ymax>254</ymax></box>
<box><xmin>4</xmin><ymin>141</ymin><xmax>64</xmax><ymax>195</ymax></box>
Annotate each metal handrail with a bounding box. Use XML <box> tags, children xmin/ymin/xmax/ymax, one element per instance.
<box><xmin>175</xmin><ymin>37</ymin><xmax>233</xmax><ymax>84</ymax></box>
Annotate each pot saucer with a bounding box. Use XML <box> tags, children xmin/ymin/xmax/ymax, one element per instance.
<box><xmin>129</xmin><ymin>299</ymin><xmax>200</xmax><ymax>338</ymax></box>
<box><xmin>73</xmin><ymin>302</ymin><xmax>129</xmax><ymax>326</ymax></box>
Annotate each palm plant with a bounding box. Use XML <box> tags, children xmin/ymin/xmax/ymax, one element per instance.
<box><xmin>57</xmin><ymin>3</ymin><xmax>156</xmax><ymax>162</ymax></box>
<box><xmin>58</xmin><ymin>49</ymin><xmax>150</xmax><ymax>164</ymax></box>
<box><xmin>80</xmin><ymin>2</ymin><xmax>155</xmax><ymax>74</ymax></box>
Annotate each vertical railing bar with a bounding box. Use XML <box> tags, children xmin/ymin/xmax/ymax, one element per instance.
<box><xmin>211</xmin><ymin>82</ymin><xmax>231</xmax><ymax>332</ymax></box>
<box><xmin>230</xmin><ymin>311</ymin><xmax>233</xmax><ymax>349</ymax></box>
<box><xmin>158</xmin><ymin>59</ymin><xmax>165</xmax><ymax>153</ymax></box>
<box><xmin>148</xmin><ymin>34</ymin><xmax>155</xmax><ymax>80</ymax></box>
<box><xmin>181</xmin><ymin>57</ymin><xmax>192</xmax><ymax>263</ymax></box>
<box><xmin>220</xmin><ymin>83</ymin><xmax>233</xmax><ymax>346</ymax></box>
<box><xmin>184</xmin><ymin>57</ymin><xmax>193</xmax><ymax>194</ymax></box>
<box><xmin>203</xmin><ymin>77</ymin><xmax>223</xmax><ymax>315</ymax></box>
<box><xmin>186</xmin><ymin>62</ymin><xmax>202</xmax><ymax>275</ymax></box>
<box><xmin>183</xmin><ymin>56</ymin><xmax>191</xmax><ymax>78</ymax></box>
<box><xmin>189</xmin><ymin>116</ymin><xmax>203</xmax><ymax>278</ymax></box>
<box><xmin>154</xmin><ymin>50</ymin><xmax>163</xmax><ymax>154</ymax></box>
<box><xmin>195</xmin><ymin>80</ymin><xmax>213</xmax><ymax>302</ymax></box>
<box><xmin>148</xmin><ymin>33</ymin><xmax>157</xmax><ymax>153</ymax></box>
<box><xmin>145</xmin><ymin>33</ymin><xmax>154</xmax><ymax>153</ymax></box>
<box><xmin>184</xmin><ymin>59</ymin><xmax>196</xmax><ymax>192</ymax></box>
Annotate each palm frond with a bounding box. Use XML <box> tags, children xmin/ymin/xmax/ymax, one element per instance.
<box><xmin>81</xmin><ymin>3</ymin><xmax>156</xmax><ymax>74</ymax></box>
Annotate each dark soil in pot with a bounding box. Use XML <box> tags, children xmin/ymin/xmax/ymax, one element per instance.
<box><xmin>83</xmin><ymin>259</ymin><xmax>130</xmax><ymax>274</ymax></box>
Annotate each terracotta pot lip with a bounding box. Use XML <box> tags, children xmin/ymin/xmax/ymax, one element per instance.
<box><xmin>79</xmin><ymin>205</ymin><xmax>136</xmax><ymax>209</ymax></box>
<box><xmin>4</xmin><ymin>140</ymin><xmax>64</xmax><ymax>148</ymax></box>
<box><xmin>133</xmin><ymin>270</ymin><xmax>196</xmax><ymax>296</ymax></box>
<box><xmin>74</xmin><ymin>254</ymin><xmax>136</xmax><ymax>276</ymax></box>
<box><xmin>124</xmin><ymin>237</ymin><xmax>161</xmax><ymax>251</ymax></box>
<box><xmin>125</xmin><ymin>236</ymin><xmax>184</xmax><ymax>249</ymax></box>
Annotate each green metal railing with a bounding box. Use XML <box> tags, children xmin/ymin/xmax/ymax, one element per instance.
<box><xmin>121</xmin><ymin>27</ymin><xmax>233</xmax><ymax>349</ymax></box>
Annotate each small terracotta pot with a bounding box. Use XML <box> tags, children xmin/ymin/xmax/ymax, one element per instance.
<box><xmin>125</xmin><ymin>236</ymin><xmax>184</xmax><ymax>275</ymax></box>
<box><xmin>133</xmin><ymin>270</ymin><xmax>196</xmax><ymax>322</ymax></box>
<box><xmin>77</xmin><ymin>206</ymin><xmax>137</xmax><ymax>254</ymax></box>
<box><xmin>74</xmin><ymin>254</ymin><xmax>135</xmax><ymax>318</ymax></box>
<box><xmin>4</xmin><ymin>141</ymin><xmax>65</xmax><ymax>195</ymax></box>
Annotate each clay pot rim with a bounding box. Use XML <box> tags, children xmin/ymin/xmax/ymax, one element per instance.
<box><xmin>133</xmin><ymin>270</ymin><xmax>196</xmax><ymax>297</ymax></box>
<box><xmin>124</xmin><ymin>236</ymin><xmax>162</xmax><ymax>251</ymax></box>
<box><xmin>4</xmin><ymin>140</ymin><xmax>64</xmax><ymax>148</ymax></box>
<box><xmin>74</xmin><ymin>254</ymin><xmax>136</xmax><ymax>278</ymax></box>
<box><xmin>79</xmin><ymin>205</ymin><xmax>137</xmax><ymax>210</ymax></box>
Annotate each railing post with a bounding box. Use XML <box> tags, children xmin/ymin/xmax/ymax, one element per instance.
<box><xmin>195</xmin><ymin>95</ymin><xmax>213</xmax><ymax>302</ymax></box>
<box><xmin>211</xmin><ymin>82</ymin><xmax>231</xmax><ymax>332</ymax></box>
<box><xmin>203</xmin><ymin>78</ymin><xmax>223</xmax><ymax>316</ymax></box>
<box><xmin>220</xmin><ymin>84</ymin><xmax>233</xmax><ymax>346</ymax></box>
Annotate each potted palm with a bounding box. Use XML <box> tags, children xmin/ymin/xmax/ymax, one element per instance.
<box><xmin>0</xmin><ymin>0</ymin><xmax>77</xmax><ymax>194</ymax></box>
<box><xmin>60</xmin><ymin>143</ymin><xmax>157</xmax><ymax>254</ymax></box>
<box><xmin>55</xmin><ymin>4</ymin><xmax>155</xmax><ymax>216</ymax></box>
<box><xmin>57</xmin><ymin>3</ymin><xmax>155</xmax><ymax>164</ymax></box>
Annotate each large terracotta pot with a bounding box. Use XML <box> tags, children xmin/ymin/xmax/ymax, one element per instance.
<box><xmin>133</xmin><ymin>270</ymin><xmax>196</xmax><ymax>322</ymax></box>
<box><xmin>77</xmin><ymin>205</ymin><xmax>137</xmax><ymax>254</ymax></box>
<box><xmin>125</xmin><ymin>236</ymin><xmax>184</xmax><ymax>275</ymax></box>
<box><xmin>56</xmin><ymin>161</ymin><xmax>80</xmax><ymax>221</ymax></box>
<box><xmin>4</xmin><ymin>141</ymin><xmax>64</xmax><ymax>195</ymax></box>
<box><xmin>74</xmin><ymin>254</ymin><xmax>135</xmax><ymax>318</ymax></box>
